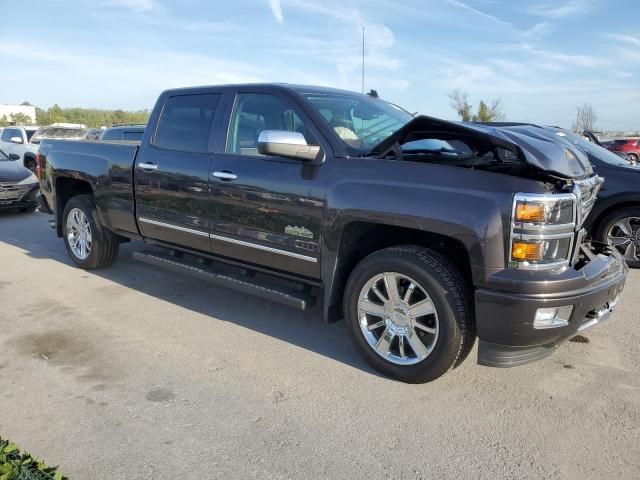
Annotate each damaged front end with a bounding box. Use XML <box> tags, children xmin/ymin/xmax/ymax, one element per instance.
<box><xmin>367</xmin><ymin>115</ymin><xmax>593</xmax><ymax>182</ymax></box>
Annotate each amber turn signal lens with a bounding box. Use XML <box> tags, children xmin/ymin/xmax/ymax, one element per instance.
<box><xmin>512</xmin><ymin>241</ymin><xmax>543</xmax><ymax>261</ymax></box>
<box><xmin>515</xmin><ymin>203</ymin><xmax>546</xmax><ymax>222</ymax></box>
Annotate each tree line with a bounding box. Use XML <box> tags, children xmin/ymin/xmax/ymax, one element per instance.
<box><xmin>0</xmin><ymin>101</ymin><xmax>150</xmax><ymax>128</ymax></box>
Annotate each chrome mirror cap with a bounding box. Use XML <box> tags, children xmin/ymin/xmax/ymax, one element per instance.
<box><xmin>258</xmin><ymin>130</ymin><xmax>321</xmax><ymax>162</ymax></box>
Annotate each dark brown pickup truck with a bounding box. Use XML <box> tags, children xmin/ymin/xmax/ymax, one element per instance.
<box><xmin>37</xmin><ymin>83</ymin><xmax>627</xmax><ymax>383</ymax></box>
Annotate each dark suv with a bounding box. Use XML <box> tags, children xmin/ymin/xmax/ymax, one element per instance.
<box><xmin>100</xmin><ymin>124</ymin><xmax>146</xmax><ymax>142</ymax></box>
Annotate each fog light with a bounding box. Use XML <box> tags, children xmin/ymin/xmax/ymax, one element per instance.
<box><xmin>533</xmin><ymin>305</ymin><xmax>573</xmax><ymax>329</ymax></box>
<box><xmin>512</xmin><ymin>241</ymin><xmax>544</xmax><ymax>261</ymax></box>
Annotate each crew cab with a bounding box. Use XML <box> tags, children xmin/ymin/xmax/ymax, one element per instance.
<box><xmin>37</xmin><ymin>84</ymin><xmax>627</xmax><ymax>383</ymax></box>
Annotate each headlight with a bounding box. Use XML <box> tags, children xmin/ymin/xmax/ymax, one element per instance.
<box><xmin>18</xmin><ymin>173</ymin><xmax>38</xmax><ymax>185</ymax></box>
<box><xmin>509</xmin><ymin>193</ymin><xmax>576</xmax><ymax>269</ymax></box>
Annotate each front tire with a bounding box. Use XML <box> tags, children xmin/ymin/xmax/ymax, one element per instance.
<box><xmin>596</xmin><ymin>207</ymin><xmax>640</xmax><ymax>268</ymax></box>
<box><xmin>62</xmin><ymin>195</ymin><xmax>119</xmax><ymax>269</ymax></box>
<box><xmin>344</xmin><ymin>245</ymin><xmax>474</xmax><ymax>383</ymax></box>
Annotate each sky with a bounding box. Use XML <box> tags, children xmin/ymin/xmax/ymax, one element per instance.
<box><xmin>0</xmin><ymin>0</ymin><xmax>638</xmax><ymax>130</ymax></box>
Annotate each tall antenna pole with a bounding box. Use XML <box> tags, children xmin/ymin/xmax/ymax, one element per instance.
<box><xmin>361</xmin><ymin>27</ymin><xmax>365</xmax><ymax>95</ymax></box>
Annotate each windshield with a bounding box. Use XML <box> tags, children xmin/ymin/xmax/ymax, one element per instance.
<box><xmin>303</xmin><ymin>93</ymin><xmax>413</xmax><ymax>153</ymax></box>
<box><xmin>550</xmin><ymin>128</ymin><xmax>631</xmax><ymax>166</ymax></box>
<box><xmin>25</xmin><ymin>130</ymin><xmax>37</xmax><ymax>142</ymax></box>
<box><xmin>31</xmin><ymin>126</ymin><xmax>88</xmax><ymax>144</ymax></box>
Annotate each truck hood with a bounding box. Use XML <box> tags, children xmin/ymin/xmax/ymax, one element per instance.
<box><xmin>0</xmin><ymin>160</ymin><xmax>36</xmax><ymax>184</ymax></box>
<box><xmin>368</xmin><ymin>115</ymin><xmax>591</xmax><ymax>179</ymax></box>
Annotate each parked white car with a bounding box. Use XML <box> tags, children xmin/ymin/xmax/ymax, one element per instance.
<box><xmin>0</xmin><ymin>123</ymin><xmax>88</xmax><ymax>172</ymax></box>
<box><xmin>0</xmin><ymin>125</ymin><xmax>40</xmax><ymax>171</ymax></box>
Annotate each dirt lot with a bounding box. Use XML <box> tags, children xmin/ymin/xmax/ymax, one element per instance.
<box><xmin>1</xmin><ymin>211</ymin><xmax>639</xmax><ymax>479</ymax></box>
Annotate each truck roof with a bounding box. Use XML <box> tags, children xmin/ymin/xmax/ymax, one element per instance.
<box><xmin>160</xmin><ymin>83</ymin><xmax>372</xmax><ymax>98</ymax></box>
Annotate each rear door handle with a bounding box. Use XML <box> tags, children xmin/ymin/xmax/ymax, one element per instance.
<box><xmin>212</xmin><ymin>171</ymin><xmax>237</xmax><ymax>181</ymax></box>
<box><xmin>138</xmin><ymin>162</ymin><xmax>158</xmax><ymax>171</ymax></box>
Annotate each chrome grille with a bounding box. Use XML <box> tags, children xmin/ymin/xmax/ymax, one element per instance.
<box><xmin>574</xmin><ymin>175</ymin><xmax>603</xmax><ymax>226</ymax></box>
<box><xmin>0</xmin><ymin>183</ymin><xmax>31</xmax><ymax>204</ymax></box>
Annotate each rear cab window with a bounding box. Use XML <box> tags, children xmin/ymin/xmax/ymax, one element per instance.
<box><xmin>153</xmin><ymin>94</ymin><xmax>220</xmax><ymax>152</ymax></box>
<box><xmin>123</xmin><ymin>130</ymin><xmax>143</xmax><ymax>141</ymax></box>
<box><xmin>101</xmin><ymin>129</ymin><xmax>122</xmax><ymax>141</ymax></box>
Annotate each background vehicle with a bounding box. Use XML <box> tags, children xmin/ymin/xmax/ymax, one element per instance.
<box><xmin>99</xmin><ymin>124</ymin><xmax>145</xmax><ymax>142</ymax></box>
<box><xmin>0</xmin><ymin>125</ymin><xmax>40</xmax><ymax>171</ymax></box>
<box><xmin>548</xmin><ymin>129</ymin><xmax>640</xmax><ymax>267</ymax></box>
<box><xmin>37</xmin><ymin>84</ymin><xmax>626</xmax><ymax>383</ymax></box>
<box><xmin>490</xmin><ymin>124</ymin><xmax>640</xmax><ymax>268</ymax></box>
<box><xmin>607</xmin><ymin>138</ymin><xmax>640</xmax><ymax>163</ymax></box>
<box><xmin>0</xmin><ymin>148</ymin><xmax>39</xmax><ymax>213</ymax></box>
<box><xmin>0</xmin><ymin>123</ymin><xmax>88</xmax><ymax>172</ymax></box>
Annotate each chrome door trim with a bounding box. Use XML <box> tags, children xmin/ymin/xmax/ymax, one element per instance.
<box><xmin>138</xmin><ymin>217</ymin><xmax>209</xmax><ymax>237</ymax></box>
<box><xmin>138</xmin><ymin>217</ymin><xmax>318</xmax><ymax>263</ymax></box>
<box><xmin>209</xmin><ymin>233</ymin><xmax>317</xmax><ymax>263</ymax></box>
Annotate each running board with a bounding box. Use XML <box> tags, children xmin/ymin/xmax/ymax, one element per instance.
<box><xmin>133</xmin><ymin>250</ymin><xmax>314</xmax><ymax>310</ymax></box>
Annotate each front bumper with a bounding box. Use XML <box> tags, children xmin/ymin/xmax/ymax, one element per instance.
<box><xmin>0</xmin><ymin>183</ymin><xmax>39</xmax><ymax>210</ymax></box>
<box><xmin>475</xmin><ymin>243</ymin><xmax>627</xmax><ymax>367</ymax></box>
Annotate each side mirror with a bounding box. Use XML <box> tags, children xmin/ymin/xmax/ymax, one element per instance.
<box><xmin>258</xmin><ymin>130</ymin><xmax>321</xmax><ymax>162</ymax></box>
<box><xmin>8</xmin><ymin>153</ymin><xmax>20</xmax><ymax>160</ymax></box>
<box><xmin>10</xmin><ymin>136</ymin><xmax>23</xmax><ymax>144</ymax></box>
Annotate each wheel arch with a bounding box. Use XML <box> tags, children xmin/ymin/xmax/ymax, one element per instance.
<box><xmin>322</xmin><ymin>221</ymin><xmax>473</xmax><ymax>323</ymax></box>
<box><xmin>55</xmin><ymin>177</ymin><xmax>94</xmax><ymax>237</ymax></box>
<box><xmin>586</xmin><ymin>194</ymin><xmax>640</xmax><ymax>237</ymax></box>
<box><xmin>23</xmin><ymin>152</ymin><xmax>37</xmax><ymax>169</ymax></box>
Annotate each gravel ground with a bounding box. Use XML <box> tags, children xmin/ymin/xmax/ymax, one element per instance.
<box><xmin>1</xmin><ymin>211</ymin><xmax>639</xmax><ymax>479</ymax></box>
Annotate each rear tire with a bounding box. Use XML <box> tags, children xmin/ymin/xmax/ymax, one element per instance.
<box><xmin>62</xmin><ymin>195</ymin><xmax>119</xmax><ymax>269</ymax></box>
<box><xmin>595</xmin><ymin>207</ymin><xmax>640</xmax><ymax>268</ymax></box>
<box><xmin>343</xmin><ymin>245</ymin><xmax>474</xmax><ymax>383</ymax></box>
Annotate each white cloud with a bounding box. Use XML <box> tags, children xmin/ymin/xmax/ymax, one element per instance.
<box><xmin>103</xmin><ymin>0</ymin><xmax>154</xmax><ymax>12</ymax></box>
<box><xmin>528</xmin><ymin>0</ymin><xmax>595</xmax><ymax>19</ymax></box>
<box><xmin>606</xmin><ymin>33</ymin><xmax>640</xmax><ymax>48</ymax></box>
<box><xmin>522</xmin><ymin>22</ymin><xmax>554</xmax><ymax>39</ymax></box>
<box><xmin>444</xmin><ymin>0</ymin><xmax>512</xmax><ymax>28</ymax></box>
<box><xmin>268</xmin><ymin>0</ymin><xmax>284</xmax><ymax>24</ymax></box>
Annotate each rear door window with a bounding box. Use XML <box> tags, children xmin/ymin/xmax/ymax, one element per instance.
<box><xmin>153</xmin><ymin>94</ymin><xmax>220</xmax><ymax>152</ymax></box>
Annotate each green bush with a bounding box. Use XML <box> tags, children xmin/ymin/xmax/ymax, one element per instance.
<box><xmin>0</xmin><ymin>438</ymin><xmax>66</xmax><ymax>480</ymax></box>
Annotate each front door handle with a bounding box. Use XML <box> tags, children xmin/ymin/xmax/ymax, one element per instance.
<box><xmin>138</xmin><ymin>162</ymin><xmax>158</xmax><ymax>171</ymax></box>
<box><xmin>212</xmin><ymin>171</ymin><xmax>238</xmax><ymax>181</ymax></box>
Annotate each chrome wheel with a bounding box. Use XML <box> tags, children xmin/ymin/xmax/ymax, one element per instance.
<box><xmin>607</xmin><ymin>216</ymin><xmax>640</xmax><ymax>262</ymax></box>
<box><xmin>357</xmin><ymin>272</ymin><xmax>439</xmax><ymax>366</ymax></box>
<box><xmin>66</xmin><ymin>207</ymin><xmax>92</xmax><ymax>260</ymax></box>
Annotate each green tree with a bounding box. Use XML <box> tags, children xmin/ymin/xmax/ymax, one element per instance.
<box><xmin>9</xmin><ymin>113</ymin><xmax>33</xmax><ymax>125</ymax></box>
<box><xmin>448</xmin><ymin>89</ymin><xmax>473</xmax><ymax>122</ymax></box>
<box><xmin>448</xmin><ymin>90</ymin><xmax>505</xmax><ymax>122</ymax></box>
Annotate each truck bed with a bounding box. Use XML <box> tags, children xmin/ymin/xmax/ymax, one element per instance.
<box><xmin>39</xmin><ymin>139</ymin><xmax>140</xmax><ymax>237</ymax></box>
